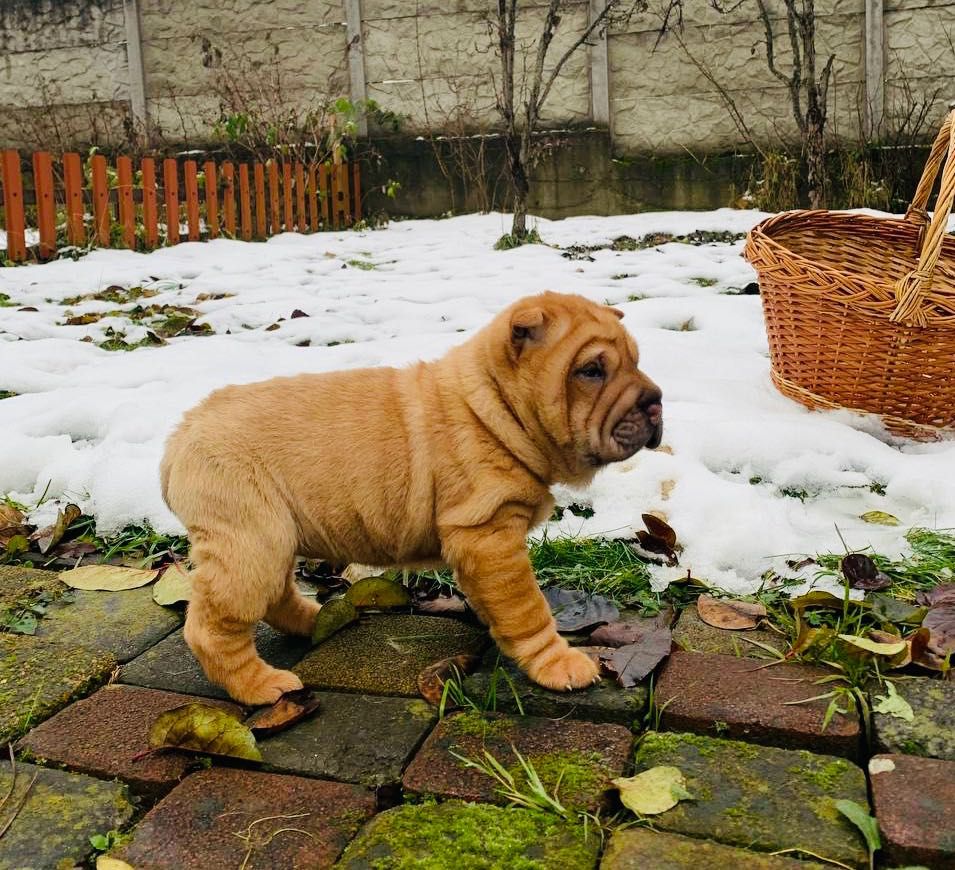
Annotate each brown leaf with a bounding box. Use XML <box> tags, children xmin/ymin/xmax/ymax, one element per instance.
<box><xmin>417</xmin><ymin>654</ymin><xmax>481</xmax><ymax>707</ymax></box>
<box><xmin>244</xmin><ymin>689</ymin><xmax>321</xmax><ymax>736</ymax></box>
<box><xmin>51</xmin><ymin>540</ymin><xmax>99</xmax><ymax>560</ymax></box>
<box><xmin>29</xmin><ymin>504</ymin><xmax>82</xmax><ymax>554</ymax></box>
<box><xmin>697</xmin><ymin>594</ymin><xmax>767</xmax><ymax>630</ymax></box>
<box><xmin>641</xmin><ymin>513</ymin><xmax>677</xmax><ymax>550</ymax></box>
<box><xmin>922</xmin><ymin>603</ymin><xmax>955</xmax><ymax>658</ymax></box>
<box><xmin>841</xmin><ymin>554</ymin><xmax>893</xmax><ymax>591</ymax></box>
<box><xmin>909</xmin><ymin>626</ymin><xmax>947</xmax><ymax>672</ymax></box>
<box><xmin>589</xmin><ymin>613</ymin><xmax>672</xmax><ymax>647</ymax></box>
<box><xmin>542</xmin><ymin>587</ymin><xmax>619</xmax><ymax>632</ymax></box>
<box><xmin>915</xmin><ymin>584</ymin><xmax>955</xmax><ymax>607</ymax></box>
<box><xmin>598</xmin><ymin>626</ymin><xmax>672</xmax><ymax>687</ymax></box>
<box><xmin>290</xmin><ymin>309</ymin><xmax>309</xmax><ymax>319</ymax></box>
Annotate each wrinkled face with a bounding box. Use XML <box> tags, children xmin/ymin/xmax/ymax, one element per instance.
<box><xmin>506</xmin><ymin>293</ymin><xmax>663</xmax><ymax>473</ymax></box>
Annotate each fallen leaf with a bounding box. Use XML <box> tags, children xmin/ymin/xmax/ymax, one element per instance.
<box><xmin>52</xmin><ymin>540</ymin><xmax>99</xmax><ymax>560</ymax></box>
<box><xmin>787</xmin><ymin>624</ymin><xmax>835</xmax><ymax>658</ymax></box>
<box><xmin>636</xmin><ymin>514</ymin><xmax>679</xmax><ymax>565</ymax></box>
<box><xmin>613</xmin><ymin>766</ymin><xmax>692</xmax><ymax>815</ymax></box>
<box><xmin>290</xmin><ymin>309</ymin><xmax>309</xmax><ymax>318</ymax></box>
<box><xmin>542</xmin><ymin>587</ymin><xmax>619</xmax><ymax>632</ymax></box>
<box><xmin>1</xmin><ymin>610</ymin><xmax>38</xmax><ymax>635</ymax></box>
<box><xmin>0</xmin><ymin>504</ymin><xmax>32</xmax><ymax>547</ymax></box>
<box><xmin>842</xmin><ymin>554</ymin><xmax>893</xmax><ymax>591</ymax></box>
<box><xmin>3</xmin><ymin>534</ymin><xmax>30</xmax><ymax>556</ymax></box>
<box><xmin>244</xmin><ymin>689</ymin><xmax>321</xmax><ymax>736</ymax></box>
<box><xmin>598</xmin><ymin>626</ymin><xmax>672</xmax><ymax>687</ymax></box>
<box><xmin>790</xmin><ymin>591</ymin><xmax>868</xmax><ymax>612</ymax></box>
<box><xmin>835</xmin><ymin>799</ymin><xmax>881</xmax><ymax>856</ymax></box>
<box><xmin>909</xmin><ymin>625</ymin><xmax>948</xmax><ymax>672</ymax></box>
<box><xmin>922</xmin><ymin>603</ymin><xmax>955</xmax><ymax>658</ymax></box>
<box><xmin>573</xmin><ymin>645</ymin><xmax>617</xmax><ymax>666</ymax></box>
<box><xmin>311</xmin><ymin>597</ymin><xmax>358</xmax><ymax>644</ymax></box>
<box><xmin>837</xmin><ymin>633</ymin><xmax>907</xmax><ymax>657</ymax></box>
<box><xmin>786</xmin><ymin>557</ymin><xmax>817</xmax><ymax>571</ymax></box>
<box><xmin>642</xmin><ymin>514</ymin><xmax>677</xmax><ymax>550</ymax></box>
<box><xmin>696</xmin><ymin>594</ymin><xmax>766</xmax><ymax>630</ymax></box>
<box><xmin>152</xmin><ymin>562</ymin><xmax>193</xmax><ymax>605</ymax></box>
<box><xmin>417</xmin><ymin>654</ymin><xmax>481</xmax><ymax>707</ymax></box>
<box><xmin>415</xmin><ymin>593</ymin><xmax>469</xmax><ymax>615</ymax></box>
<box><xmin>867</xmin><ymin>629</ymin><xmax>913</xmax><ymax>668</ymax></box>
<box><xmin>59</xmin><ymin>564</ymin><xmax>158</xmax><ymax>591</ymax></box>
<box><xmin>28</xmin><ymin>504</ymin><xmax>82</xmax><ymax>554</ymax></box>
<box><xmin>915</xmin><ymin>584</ymin><xmax>955</xmax><ymax>607</ymax></box>
<box><xmin>860</xmin><ymin>510</ymin><xmax>900</xmax><ymax>526</ymax></box>
<box><xmin>589</xmin><ymin>612</ymin><xmax>673</xmax><ymax>647</ymax></box>
<box><xmin>148</xmin><ymin>703</ymin><xmax>262</xmax><ymax>761</ymax></box>
<box><xmin>868</xmin><ymin>593</ymin><xmax>927</xmax><ymax>625</ymax></box>
<box><xmin>344</xmin><ymin>576</ymin><xmax>411</xmax><ymax>609</ymax></box>
<box><xmin>96</xmin><ymin>858</ymin><xmax>136</xmax><ymax>870</ymax></box>
<box><xmin>868</xmin><ymin>757</ymin><xmax>896</xmax><ymax>775</ymax></box>
<box><xmin>873</xmin><ymin>682</ymin><xmax>914</xmax><ymax>721</ymax></box>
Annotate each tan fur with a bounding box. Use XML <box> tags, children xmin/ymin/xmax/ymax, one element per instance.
<box><xmin>161</xmin><ymin>292</ymin><xmax>662</xmax><ymax>704</ymax></box>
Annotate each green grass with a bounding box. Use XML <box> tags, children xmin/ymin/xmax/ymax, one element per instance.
<box><xmin>494</xmin><ymin>228</ymin><xmax>543</xmax><ymax>250</ymax></box>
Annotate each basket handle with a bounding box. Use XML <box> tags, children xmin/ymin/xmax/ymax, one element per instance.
<box><xmin>892</xmin><ymin>110</ymin><xmax>955</xmax><ymax>326</ymax></box>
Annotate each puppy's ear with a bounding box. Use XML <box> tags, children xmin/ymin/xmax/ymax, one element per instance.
<box><xmin>606</xmin><ymin>306</ymin><xmax>625</xmax><ymax>320</ymax></box>
<box><xmin>510</xmin><ymin>307</ymin><xmax>546</xmax><ymax>356</ymax></box>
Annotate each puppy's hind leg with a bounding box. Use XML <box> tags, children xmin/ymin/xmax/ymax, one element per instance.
<box><xmin>184</xmin><ymin>525</ymin><xmax>304</xmax><ymax>706</ymax></box>
<box><xmin>264</xmin><ymin>573</ymin><xmax>321</xmax><ymax>636</ymax></box>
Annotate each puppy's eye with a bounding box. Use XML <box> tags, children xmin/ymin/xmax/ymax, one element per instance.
<box><xmin>577</xmin><ymin>362</ymin><xmax>604</xmax><ymax>380</ymax></box>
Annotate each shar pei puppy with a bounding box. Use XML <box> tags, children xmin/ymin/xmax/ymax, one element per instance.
<box><xmin>161</xmin><ymin>291</ymin><xmax>663</xmax><ymax>704</ymax></box>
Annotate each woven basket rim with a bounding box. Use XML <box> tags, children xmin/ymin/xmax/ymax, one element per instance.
<box><xmin>747</xmin><ymin>209</ymin><xmax>929</xmax><ymax>290</ymax></box>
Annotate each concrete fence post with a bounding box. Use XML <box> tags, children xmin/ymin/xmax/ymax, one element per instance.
<box><xmin>864</xmin><ymin>0</ymin><xmax>885</xmax><ymax>139</ymax></box>
<box><xmin>589</xmin><ymin>0</ymin><xmax>611</xmax><ymax>131</ymax></box>
<box><xmin>122</xmin><ymin>0</ymin><xmax>150</xmax><ymax>143</ymax></box>
<box><xmin>343</xmin><ymin>0</ymin><xmax>368</xmax><ymax>137</ymax></box>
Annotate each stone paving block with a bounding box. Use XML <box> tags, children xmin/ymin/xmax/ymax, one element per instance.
<box><xmin>402</xmin><ymin>710</ymin><xmax>632</xmax><ymax>812</ymax></box>
<box><xmin>37</xmin><ymin>585</ymin><xmax>182</xmax><ymax>662</ymax></box>
<box><xmin>869</xmin><ymin>753</ymin><xmax>955</xmax><ymax>869</ymax></box>
<box><xmin>259</xmin><ymin>691</ymin><xmax>436</xmax><ymax>788</ymax></box>
<box><xmin>120</xmin><ymin>623</ymin><xmax>311</xmax><ymax>699</ymax></box>
<box><xmin>600</xmin><ymin>827</ymin><xmax>828</xmax><ymax>869</ymax></box>
<box><xmin>294</xmin><ymin>614</ymin><xmax>487</xmax><ymax>697</ymax></box>
<box><xmin>17</xmin><ymin>684</ymin><xmax>244</xmax><ymax>797</ymax></box>
<box><xmin>111</xmin><ymin>767</ymin><xmax>375</xmax><ymax>870</ymax></box>
<box><xmin>0</xmin><ymin>760</ymin><xmax>133</xmax><ymax>870</ymax></box>
<box><xmin>872</xmin><ymin>677</ymin><xmax>955</xmax><ymax>761</ymax></box>
<box><xmin>335</xmin><ymin>801</ymin><xmax>600</xmax><ymax>869</ymax></box>
<box><xmin>0</xmin><ymin>564</ymin><xmax>67</xmax><ymax>614</ymax></box>
<box><xmin>633</xmin><ymin>731</ymin><xmax>870</xmax><ymax>868</ymax></box>
<box><xmin>671</xmin><ymin>605</ymin><xmax>788</xmax><ymax>657</ymax></box>
<box><xmin>655</xmin><ymin>650</ymin><xmax>860</xmax><ymax>757</ymax></box>
<box><xmin>464</xmin><ymin>648</ymin><xmax>648</xmax><ymax>726</ymax></box>
<box><xmin>0</xmin><ymin>633</ymin><xmax>115</xmax><ymax>744</ymax></box>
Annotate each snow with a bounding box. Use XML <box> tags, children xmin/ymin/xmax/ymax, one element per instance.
<box><xmin>2</xmin><ymin>209</ymin><xmax>954</xmax><ymax>595</ymax></box>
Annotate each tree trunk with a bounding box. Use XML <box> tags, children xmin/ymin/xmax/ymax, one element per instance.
<box><xmin>505</xmin><ymin>133</ymin><xmax>530</xmax><ymax>238</ymax></box>
<box><xmin>805</xmin><ymin>115</ymin><xmax>827</xmax><ymax>209</ymax></box>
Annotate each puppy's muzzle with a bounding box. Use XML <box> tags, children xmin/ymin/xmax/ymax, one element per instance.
<box><xmin>612</xmin><ymin>388</ymin><xmax>664</xmax><ymax>453</ymax></box>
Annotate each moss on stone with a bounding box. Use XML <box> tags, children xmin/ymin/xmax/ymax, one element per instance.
<box><xmin>508</xmin><ymin>750</ymin><xmax>609</xmax><ymax>810</ymax></box>
<box><xmin>405</xmin><ymin>699</ymin><xmax>438</xmax><ymax>724</ymax></box>
<box><xmin>448</xmin><ymin>710</ymin><xmax>516</xmax><ymax>739</ymax></box>
<box><xmin>335</xmin><ymin>801</ymin><xmax>599</xmax><ymax>869</ymax></box>
<box><xmin>873</xmin><ymin>678</ymin><xmax>955</xmax><ymax>761</ymax></box>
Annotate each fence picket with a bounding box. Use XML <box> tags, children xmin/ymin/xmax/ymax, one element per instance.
<box><xmin>307</xmin><ymin>165</ymin><xmax>318</xmax><ymax>231</ymax></box>
<box><xmin>283</xmin><ymin>162</ymin><xmax>293</xmax><ymax>231</ymax></box>
<box><xmin>142</xmin><ymin>158</ymin><xmax>158</xmax><ymax>249</ymax></box>
<box><xmin>337</xmin><ymin>163</ymin><xmax>351</xmax><ymax>227</ymax></box>
<box><xmin>268</xmin><ymin>162</ymin><xmax>280</xmax><ymax>235</ymax></box>
<box><xmin>91</xmin><ymin>154</ymin><xmax>111</xmax><ymax>247</ymax></box>
<box><xmin>32</xmin><ymin>151</ymin><xmax>57</xmax><ymax>260</ymax></box>
<box><xmin>320</xmin><ymin>164</ymin><xmax>330</xmax><ymax>227</ymax></box>
<box><xmin>183</xmin><ymin>160</ymin><xmax>200</xmax><ymax>241</ymax></box>
<box><xmin>116</xmin><ymin>156</ymin><xmax>136</xmax><ymax>250</ymax></box>
<box><xmin>295</xmin><ymin>163</ymin><xmax>305</xmax><ymax>232</ymax></box>
<box><xmin>352</xmin><ymin>162</ymin><xmax>362</xmax><ymax>224</ymax></box>
<box><xmin>222</xmin><ymin>162</ymin><xmax>236</xmax><ymax>237</ymax></box>
<box><xmin>239</xmin><ymin>163</ymin><xmax>253</xmax><ymax>241</ymax></box>
<box><xmin>254</xmin><ymin>163</ymin><xmax>266</xmax><ymax>238</ymax></box>
<box><xmin>1</xmin><ymin>150</ymin><xmax>26</xmax><ymax>261</ymax></box>
<box><xmin>63</xmin><ymin>152</ymin><xmax>85</xmax><ymax>248</ymax></box>
<box><xmin>204</xmin><ymin>160</ymin><xmax>219</xmax><ymax>239</ymax></box>
<box><xmin>163</xmin><ymin>158</ymin><xmax>180</xmax><ymax>245</ymax></box>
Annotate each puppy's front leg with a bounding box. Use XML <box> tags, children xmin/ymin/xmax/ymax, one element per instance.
<box><xmin>442</xmin><ymin>517</ymin><xmax>599</xmax><ymax>692</ymax></box>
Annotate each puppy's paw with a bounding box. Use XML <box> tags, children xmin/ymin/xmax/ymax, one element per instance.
<box><xmin>230</xmin><ymin>667</ymin><xmax>304</xmax><ymax>706</ymax></box>
<box><xmin>527</xmin><ymin>646</ymin><xmax>600</xmax><ymax>692</ymax></box>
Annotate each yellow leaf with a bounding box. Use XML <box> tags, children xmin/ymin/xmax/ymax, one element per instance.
<box><xmin>345</xmin><ymin>576</ymin><xmax>411</xmax><ymax>609</ymax></box>
<box><xmin>59</xmin><ymin>564</ymin><xmax>158</xmax><ymax>591</ymax></box>
<box><xmin>861</xmin><ymin>511</ymin><xmax>900</xmax><ymax>526</ymax></box>
<box><xmin>837</xmin><ymin>634</ymin><xmax>907</xmax><ymax>656</ymax></box>
<box><xmin>96</xmin><ymin>858</ymin><xmax>136</xmax><ymax>870</ymax></box>
<box><xmin>152</xmin><ymin>562</ymin><xmax>193</xmax><ymax>606</ymax></box>
<box><xmin>312</xmin><ymin>598</ymin><xmax>358</xmax><ymax>644</ymax></box>
<box><xmin>613</xmin><ymin>766</ymin><xmax>692</xmax><ymax>816</ymax></box>
<box><xmin>148</xmin><ymin>703</ymin><xmax>262</xmax><ymax>761</ymax></box>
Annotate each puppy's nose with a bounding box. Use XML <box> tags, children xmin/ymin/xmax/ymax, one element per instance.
<box><xmin>639</xmin><ymin>388</ymin><xmax>663</xmax><ymax>426</ymax></box>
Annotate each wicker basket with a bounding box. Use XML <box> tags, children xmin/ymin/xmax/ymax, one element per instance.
<box><xmin>744</xmin><ymin>110</ymin><xmax>955</xmax><ymax>440</ymax></box>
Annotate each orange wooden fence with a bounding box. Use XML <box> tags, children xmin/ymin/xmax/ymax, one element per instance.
<box><xmin>0</xmin><ymin>150</ymin><xmax>362</xmax><ymax>263</ymax></box>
